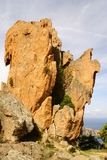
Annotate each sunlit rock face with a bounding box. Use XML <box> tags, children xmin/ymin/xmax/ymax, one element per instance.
<box><xmin>4</xmin><ymin>18</ymin><xmax>100</xmax><ymax>140</ymax></box>
<box><xmin>64</xmin><ymin>48</ymin><xmax>100</xmax><ymax>114</ymax></box>
<box><xmin>48</xmin><ymin>49</ymin><xmax>100</xmax><ymax>140</ymax></box>
<box><xmin>4</xmin><ymin>19</ymin><xmax>62</xmax><ymax>129</ymax></box>
<box><xmin>63</xmin><ymin>48</ymin><xmax>100</xmax><ymax>140</ymax></box>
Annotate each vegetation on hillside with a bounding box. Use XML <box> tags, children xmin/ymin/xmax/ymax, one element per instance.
<box><xmin>78</xmin><ymin>135</ymin><xmax>104</xmax><ymax>150</ymax></box>
<box><xmin>100</xmin><ymin>123</ymin><xmax>107</xmax><ymax>142</ymax></box>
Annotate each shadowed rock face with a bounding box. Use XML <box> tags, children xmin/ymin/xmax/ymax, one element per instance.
<box><xmin>4</xmin><ymin>18</ymin><xmax>100</xmax><ymax>140</ymax></box>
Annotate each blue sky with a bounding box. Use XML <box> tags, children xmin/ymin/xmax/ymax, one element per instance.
<box><xmin>0</xmin><ymin>0</ymin><xmax>107</xmax><ymax>119</ymax></box>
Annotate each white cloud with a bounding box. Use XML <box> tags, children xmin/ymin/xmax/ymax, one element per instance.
<box><xmin>56</xmin><ymin>26</ymin><xmax>107</xmax><ymax>39</ymax></box>
<box><xmin>85</xmin><ymin>106</ymin><xmax>107</xmax><ymax>119</ymax></box>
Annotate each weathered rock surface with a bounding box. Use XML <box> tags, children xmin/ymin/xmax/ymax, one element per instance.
<box><xmin>82</xmin><ymin>127</ymin><xmax>99</xmax><ymax>137</ymax></box>
<box><xmin>63</xmin><ymin>48</ymin><xmax>100</xmax><ymax>140</ymax></box>
<box><xmin>61</xmin><ymin>50</ymin><xmax>73</xmax><ymax>67</ymax></box>
<box><xmin>48</xmin><ymin>105</ymin><xmax>74</xmax><ymax>138</ymax></box>
<box><xmin>4</xmin><ymin>19</ymin><xmax>62</xmax><ymax>128</ymax></box>
<box><xmin>34</xmin><ymin>96</ymin><xmax>52</xmax><ymax>129</ymax></box>
<box><xmin>0</xmin><ymin>141</ymin><xmax>105</xmax><ymax>160</ymax></box>
<box><xmin>48</xmin><ymin>49</ymin><xmax>100</xmax><ymax>140</ymax></box>
<box><xmin>0</xmin><ymin>91</ymin><xmax>34</xmax><ymax>141</ymax></box>
<box><xmin>4</xmin><ymin>18</ymin><xmax>100</xmax><ymax>141</ymax></box>
<box><xmin>64</xmin><ymin>48</ymin><xmax>100</xmax><ymax>110</ymax></box>
<box><xmin>2</xmin><ymin>150</ymin><xmax>32</xmax><ymax>160</ymax></box>
<box><xmin>0</xmin><ymin>142</ymin><xmax>44</xmax><ymax>160</ymax></box>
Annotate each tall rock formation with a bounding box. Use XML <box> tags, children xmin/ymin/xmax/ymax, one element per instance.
<box><xmin>48</xmin><ymin>49</ymin><xmax>100</xmax><ymax>140</ymax></box>
<box><xmin>4</xmin><ymin>19</ymin><xmax>61</xmax><ymax>129</ymax></box>
<box><xmin>4</xmin><ymin>18</ymin><xmax>100</xmax><ymax>140</ymax></box>
<box><xmin>63</xmin><ymin>48</ymin><xmax>100</xmax><ymax>140</ymax></box>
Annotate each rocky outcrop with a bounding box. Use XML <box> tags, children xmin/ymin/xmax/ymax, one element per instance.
<box><xmin>3</xmin><ymin>18</ymin><xmax>100</xmax><ymax>141</ymax></box>
<box><xmin>34</xmin><ymin>96</ymin><xmax>52</xmax><ymax>129</ymax></box>
<box><xmin>64</xmin><ymin>48</ymin><xmax>100</xmax><ymax>107</ymax></box>
<box><xmin>63</xmin><ymin>48</ymin><xmax>100</xmax><ymax>140</ymax></box>
<box><xmin>48</xmin><ymin>105</ymin><xmax>74</xmax><ymax>139</ymax></box>
<box><xmin>2</xmin><ymin>150</ymin><xmax>32</xmax><ymax>160</ymax></box>
<box><xmin>4</xmin><ymin>19</ymin><xmax>61</xmax><ymax>128</ymax></box>
<box><xmin>47</xmin><ymin>49</ymin><xmax>100</xmax><ymax>141</ymax></box>
<box><xmin>0</xmin><ymin>91</ymin><xmax>34</xmax><ymax>142</ymax></box>
<box><xmin>0</xmin><ymin>142</ymin><xmax>44</xmax><ymax>160</ymax></box>
<box><xmin>0</xmin><ymin>141</ymin><xmax>104</xmax><ymax>160</ymax></box>
<box><xmin>61</xmin><ymin>50</ymin><xmax>73</xmax><ymax>67</ymax></box>
<box><xmin>82</xmin><ymin>127</ymin><xmax>99</xmax><ymax>137</ymax></box>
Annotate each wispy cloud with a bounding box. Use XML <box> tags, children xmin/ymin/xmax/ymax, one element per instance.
<box><xmin>56</xmin><ymin>26</ymin><xmax>107</xmax><ymax>39</ymax></box>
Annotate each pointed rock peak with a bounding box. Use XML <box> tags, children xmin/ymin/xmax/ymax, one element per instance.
<box><xmin>80</xmin><ymin>48</ymin><xmax>93</xmax><ymax>61</ymax></box>
<box><xmin>39</xmin><ymin>18</ymin><xmax>52</xmax><ymax>28</ymax></box>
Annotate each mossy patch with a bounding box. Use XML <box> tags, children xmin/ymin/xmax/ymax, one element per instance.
<box><xmin>60</xmin><ymin>94</ymin><xmax>74</xmax><ymax>109</ymax></box>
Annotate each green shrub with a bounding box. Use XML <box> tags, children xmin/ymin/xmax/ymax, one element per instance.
<box><xmin>78</xmin><ymin>135</ymin><xmax>104</xmax><ymax>150</ymax></box>
<box><xmin>100</xmin><ymin>123</ymin><xmax>107</xmax><ymax>142</ymax></box>
<box><xmin>60</xmin><ymin>95</ymin><xmax>74</xmax><ymax>108</ymax></box>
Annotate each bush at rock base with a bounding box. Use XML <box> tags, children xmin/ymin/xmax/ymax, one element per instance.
<box><xmin>78</xmin><ymin>135</ymin><xmax>104</xmax><ymax>150</ymax></box>
<box><xmin>100</xmin><ymin>123</ymin><xmax>107</xmax><ymax>142</ymax></box>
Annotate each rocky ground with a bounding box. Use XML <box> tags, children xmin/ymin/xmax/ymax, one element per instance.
<box><xmin>0</xmin><ymin>139</ymin><xmax>107</xmax><ymax>160</ymax></box>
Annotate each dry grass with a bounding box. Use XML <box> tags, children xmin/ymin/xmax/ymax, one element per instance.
<box><xmin>80</xmin><ymin>148</ymin><xmax>107</xmax><ymax>159</ymax></box>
